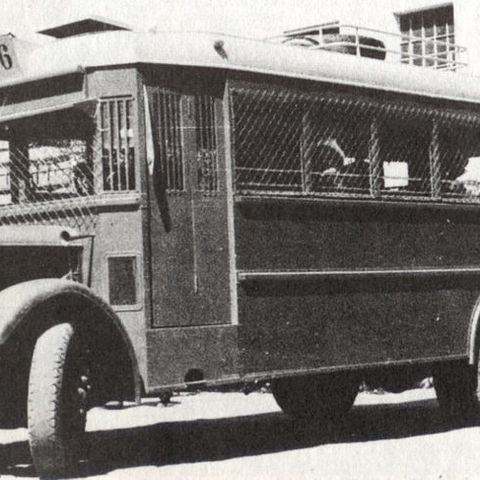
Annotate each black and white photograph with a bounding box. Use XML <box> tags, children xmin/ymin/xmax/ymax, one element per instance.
<box><xmin>0</xmin><ymin>0</ymin><xmax>478</xmax><ymax>478</ymax></box>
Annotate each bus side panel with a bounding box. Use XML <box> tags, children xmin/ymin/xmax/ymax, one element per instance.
<box><xmin>149</xmin><ymin>194</ymin><xmax>231</xmax><ymax>328</ymax></box>
<box><xmin>238</xmin><ymin>281</ymin><xmax>477</xmax><ymax>374</ymax></box>
<box><xmin>235</xmin><ymin>200</ymin><xmax>480</xmax><ymax>271</ymax></box>
<box><xmin>235</xmin><ymin>200</ymin><xmax>480</xmax><ymax>373</ymax></box>
<box><xmin>150</xmin><ymin>195</ymin><xmax>196</xmax><ymax>327</ymax></box>
<box><xmin>146</xmin><ymin>325</ymin><xmax>239</xmax><ymax>389</ymax></box>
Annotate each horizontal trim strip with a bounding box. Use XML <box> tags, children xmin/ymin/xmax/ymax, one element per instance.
<box><xmin>236</xmin><ymin>194</ymin><xmax>480</xmax><ymax>213</ymax></box>
<box><xmin>241</xmin><ymin>354</ymin><xmax>469</xmax><ymax>382</ymax></box>
<box><xmin>0</xmin><ymin>66</ymin><xmax>84</xmax><ymax>92</ymax></box>
<box><xmin>0</xmin><ymin>97</ymin><xmax>93</xmax><ymax>124</ymax></box>
<box><xmin>238</xmin><ymin>267</ymin><xmax>480</xmax><ymax>282</ymax></box>
<box><xmin>0</xmin><ymin>193</ymin><xmax>143</xmax><ymax>220</ymax></box>
<box><xmin>145</xmin><ymin>354</ymin><xmax>468</xmax><ymax>392</ymax></box>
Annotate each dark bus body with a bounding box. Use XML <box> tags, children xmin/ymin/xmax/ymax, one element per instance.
<box><xmin>0</xmin><ymin>26</ymin><xmax>480</xmax><ymax>476</ymax></box>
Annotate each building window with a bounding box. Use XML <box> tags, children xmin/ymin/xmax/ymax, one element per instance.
<box><xmin>399</xmin><ymin>5</ymin><xmax>454</xmax><ymax>69</ymax></box>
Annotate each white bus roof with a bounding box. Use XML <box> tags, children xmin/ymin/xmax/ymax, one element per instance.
<box><xmin>2</xmin><ymin>29</ymin><xmax>480</xmax><ymax>105</ymax></box>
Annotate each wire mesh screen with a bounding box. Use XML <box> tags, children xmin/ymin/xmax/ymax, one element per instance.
<box><xmin>230</xmin><ymin>83</ymin><xmax>480</xmax><ymax>202</ymax></box>
<box><xmin>195</xmin><ymin>95</ymin><xmax>219</xmax><ymax>195</ymax></box>
<box><xmin>100</xmin><ymin>98</ymin><xmax>135</xmax><ymax>192</ymax></box>
<box><xmin>150</xmin><ymin>89</ymin><xmax>185</xmax><ymax>194</ymax></box>
<box><xmin>0</xmin><ymin>96</ymin><xmax>136</xmax><ymax>232</ymax></box>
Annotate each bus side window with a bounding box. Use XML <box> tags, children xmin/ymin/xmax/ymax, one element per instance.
<box><xmin>100</xmin><ymin>97</ymin><xmax>135</xmax><ymax>192</ymax></box>
<box><xmin>379</xmin><ymin>115</ymin><xmax>431</xmax><ymax>196</ymax></box>
<box><xmin>438</xmin><ymin>124</ymin><xmax>480</xmax><ymax>199</ymax></box>
<box><xmin>232</xmin><ymin>88</ymin><xmax>303</xmax><ymax>193</ymax></box>
<box><xmin>308</xmin><ymin>138</ymin><xmax>345</xmax><ymax>191</ymax></box>
<box><xmin>335</xmin><ymin>157</ymin><xmax>371</xmax><ymax>192</ymax></box>
<box><xmin>306</xmin><ymin>106</ymin><xmax>371</xmax><ymax>194</ymax></box>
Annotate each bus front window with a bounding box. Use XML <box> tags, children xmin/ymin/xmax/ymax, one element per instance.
<box><xmin>0</xmin><ymin>96</ymin><xmax>137</xmax><ymax>214</ymax></box>
<box><xmin>3</xmin><ymin>107</ymin><xmax>96</xmax><ymax>206</ymax></box>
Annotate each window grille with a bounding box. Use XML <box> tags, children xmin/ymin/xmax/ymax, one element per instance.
<box><xmin>230</xmin><ymin>83</ymin><xmax>480</xmax><ymax>204</ymax></box>
<box><xmin>195</xmin><ymin>95</ymin><xmax>219</xmax><ymax>195</ymax></box>
<box><xmin>0</xmin><ymin>110</ymin><xmax>99</xmax><ymax>232</ymax></box>
<box><xmin>0</xmin><ymin>96</ymin><xmax>137</xmax><ymax>232</ymax></box>
<box><xmin>232</xmin><ymin>88</ymin><xmax>303</xmax><ymax>192</ymax></box>
<box><xmin>151</xmin><ymin>89</ymin><xmax>184</xmax><ymax>193</ymax></box>
<box><xmin>100</xmin><ymin>97</ymin><xmax>135</xmax><ymax>192</ymax></box>
<box><xmin>399</xmin><ymin>5</ymin><xmax>455</xmax><ymax>69</ymax></box>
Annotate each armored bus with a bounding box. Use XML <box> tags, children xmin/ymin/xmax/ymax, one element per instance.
<box><xmin>1</xmin><ymin>18</ymin><xmax>480</xmax><ymax>477</ymax></box>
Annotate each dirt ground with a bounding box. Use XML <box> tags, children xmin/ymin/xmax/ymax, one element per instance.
<box><xmin>0</xmin><ymin>387</ymin><xmax>478</xmax><ymax>479</ymax></box>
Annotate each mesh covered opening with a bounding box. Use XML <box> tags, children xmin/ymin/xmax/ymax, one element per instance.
<box><xmin>230</xmin><ymin>83</ymin><xmax>480</xmax><ymax>203</ymax></box>
<box><xmin>100</xmin><ymin>98</ymin><xmax>136</xmax><ymax>192</ymax></box>
<box><xmin>0</xmin><ymin>97</ymin><xmax>136</xmax><ymax>232</ymax></box>
<box><xmin>146</xmin><ymin>86</ymin><xmax>221</xmax><ymax>197</ymax></box>
<box><xmin>195</xmin><ymin>95</ymin><xmax>219</xmax><ymax>195</ymax></box>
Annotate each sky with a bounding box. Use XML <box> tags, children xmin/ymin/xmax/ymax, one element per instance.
<box><xmin>0</xmin><ymin>0</ymin><xmax>372</xmax><ymax>42</ymax></box>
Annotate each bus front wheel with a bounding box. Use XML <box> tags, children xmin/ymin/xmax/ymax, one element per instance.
<box><xmin>271</xmin><ymin>374</ymin><xmax>358</xmax><ymax>422</ymax></box>
<box><xmin>434</xmin><ymin>364</ymin><xmax>480</xmax><ymax>426</ymax></box>
<box><xmin>28</xmin><ymin>322</ymin><xmax>90</xmax><ymax>478</ymax></box>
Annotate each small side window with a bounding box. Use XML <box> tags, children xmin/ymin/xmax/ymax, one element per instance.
<box><xmin>151</xmin><ymin>89</ymin><xmax>184</xmax><ymax>193</ymax></box>
<box><xmin>100</xmin><ymin>97</ymin><xmax>136</xmax><ymax>192</ymax></box>
<box><xmin>195</xmin><ymin>95</ymin><xmax>219</xmax><ymax>195</ymax></box>
<box><xmin>108</xmin><ymin>255</ymin><xmax>137</xmax><ymax>306</ymax></box>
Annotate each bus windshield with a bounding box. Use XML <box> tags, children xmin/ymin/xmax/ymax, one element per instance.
<box><xmin>0</xmin><ymin>108</ymin><xmax>94</xmax><ymax>206</ymax></box>
<box><xmin>0</xmin><ymin>97</ymin><xmax>136</xmax><ymax>230</ymax></box>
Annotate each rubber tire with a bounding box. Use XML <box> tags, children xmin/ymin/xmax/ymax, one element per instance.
<box><xmin>28</xmin><ymin>323</ymin><xmax>88</xmax><ymax>478</ymax></box>
<box><xmin>434</xmin><ymin>363</ymin><xmax>480</xmax><ymax>426</ymax></box>
<box><xmin>271</xmin><ymin>374</ymin><xmax>358</xmax><ymax>422</ymax></box>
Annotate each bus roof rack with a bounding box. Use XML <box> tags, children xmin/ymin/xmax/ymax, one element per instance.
<box><xmin>266</xmin><ymin>21</ymin><xmax>467</xmax><ymax>72</ymax></box>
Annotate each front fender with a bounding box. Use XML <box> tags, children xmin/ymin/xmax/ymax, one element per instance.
<box><xmin>468</xmin><ymin>295</ymin><xmax>480</xmax><ymax>366</ymax></box>
<box><xmin>0</xmin><ymin>278</ymin><xmax>141</xmax><ymax>401</ymax></box>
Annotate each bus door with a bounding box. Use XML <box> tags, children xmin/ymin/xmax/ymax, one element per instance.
<box><xmin>146</xmin><ymin>76</ymin><xmax>231</xmax><ymax>328</ymax></box>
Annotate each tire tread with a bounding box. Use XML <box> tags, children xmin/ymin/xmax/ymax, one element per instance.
<box><xmin>28</xmin><ymin>323</ymin><xmax>77</xmax><ymax>478</ymax></box>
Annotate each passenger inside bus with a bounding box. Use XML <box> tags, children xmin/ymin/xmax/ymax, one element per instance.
<box><xmin>313</xmin><ymin>137</ymin><xmax>371</xmax><ymax>193</ymax></box>
<box><xmin>439</xmin><ymin>126</ymin><xmax>472</xmax><ymax>196</ymax></box>
<box><xmin>336</xmin><ymin>158</ymin><xmax>371</xmax><ymax>191</ymax></box>
<box><xmin>312</xmin><ymin>138</ymin><xmax>345</xmax><ymax>190</ymax></box>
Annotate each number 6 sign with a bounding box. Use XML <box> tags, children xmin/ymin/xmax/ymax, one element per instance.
<box><xmin>0</xmin><ymin>34</ymin><xmax>21</xmax><ymax>78</ymax></box>
<box><xmin>0</xmin><ymin>44</ymin><xmax>13</xmax><ymax>70</ymax></box>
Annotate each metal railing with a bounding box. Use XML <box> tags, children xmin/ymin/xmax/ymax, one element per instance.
<box><xmin>266</xmin><ymin>22</ymin><xmax>467</xmax><ymax>71</ymax></box>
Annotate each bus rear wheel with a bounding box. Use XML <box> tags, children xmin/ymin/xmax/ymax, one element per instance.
<box><xmin>271</xmin><ymin>374</ymin><xmax>358</xmax><ymax>422</ymax></box>
<box><xmin>434</xmin><ymin>363</ymin><xmax>480</xmax><ymax>426</ymax></box>
<box><xmin>28</xmin><ymin>323</ymin><xmax>90</xmax><ymax>478</ymax></box>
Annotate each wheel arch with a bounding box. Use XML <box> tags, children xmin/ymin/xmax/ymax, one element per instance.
<box><xmin>467</xmin><ymin>294</ymin><xmax>480</xmax><ymax>366</ymax></box>
<box><xmin>0</xmin><ymin>278</ymin><xmax>142</xmax><ymax>407</ymax></box>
